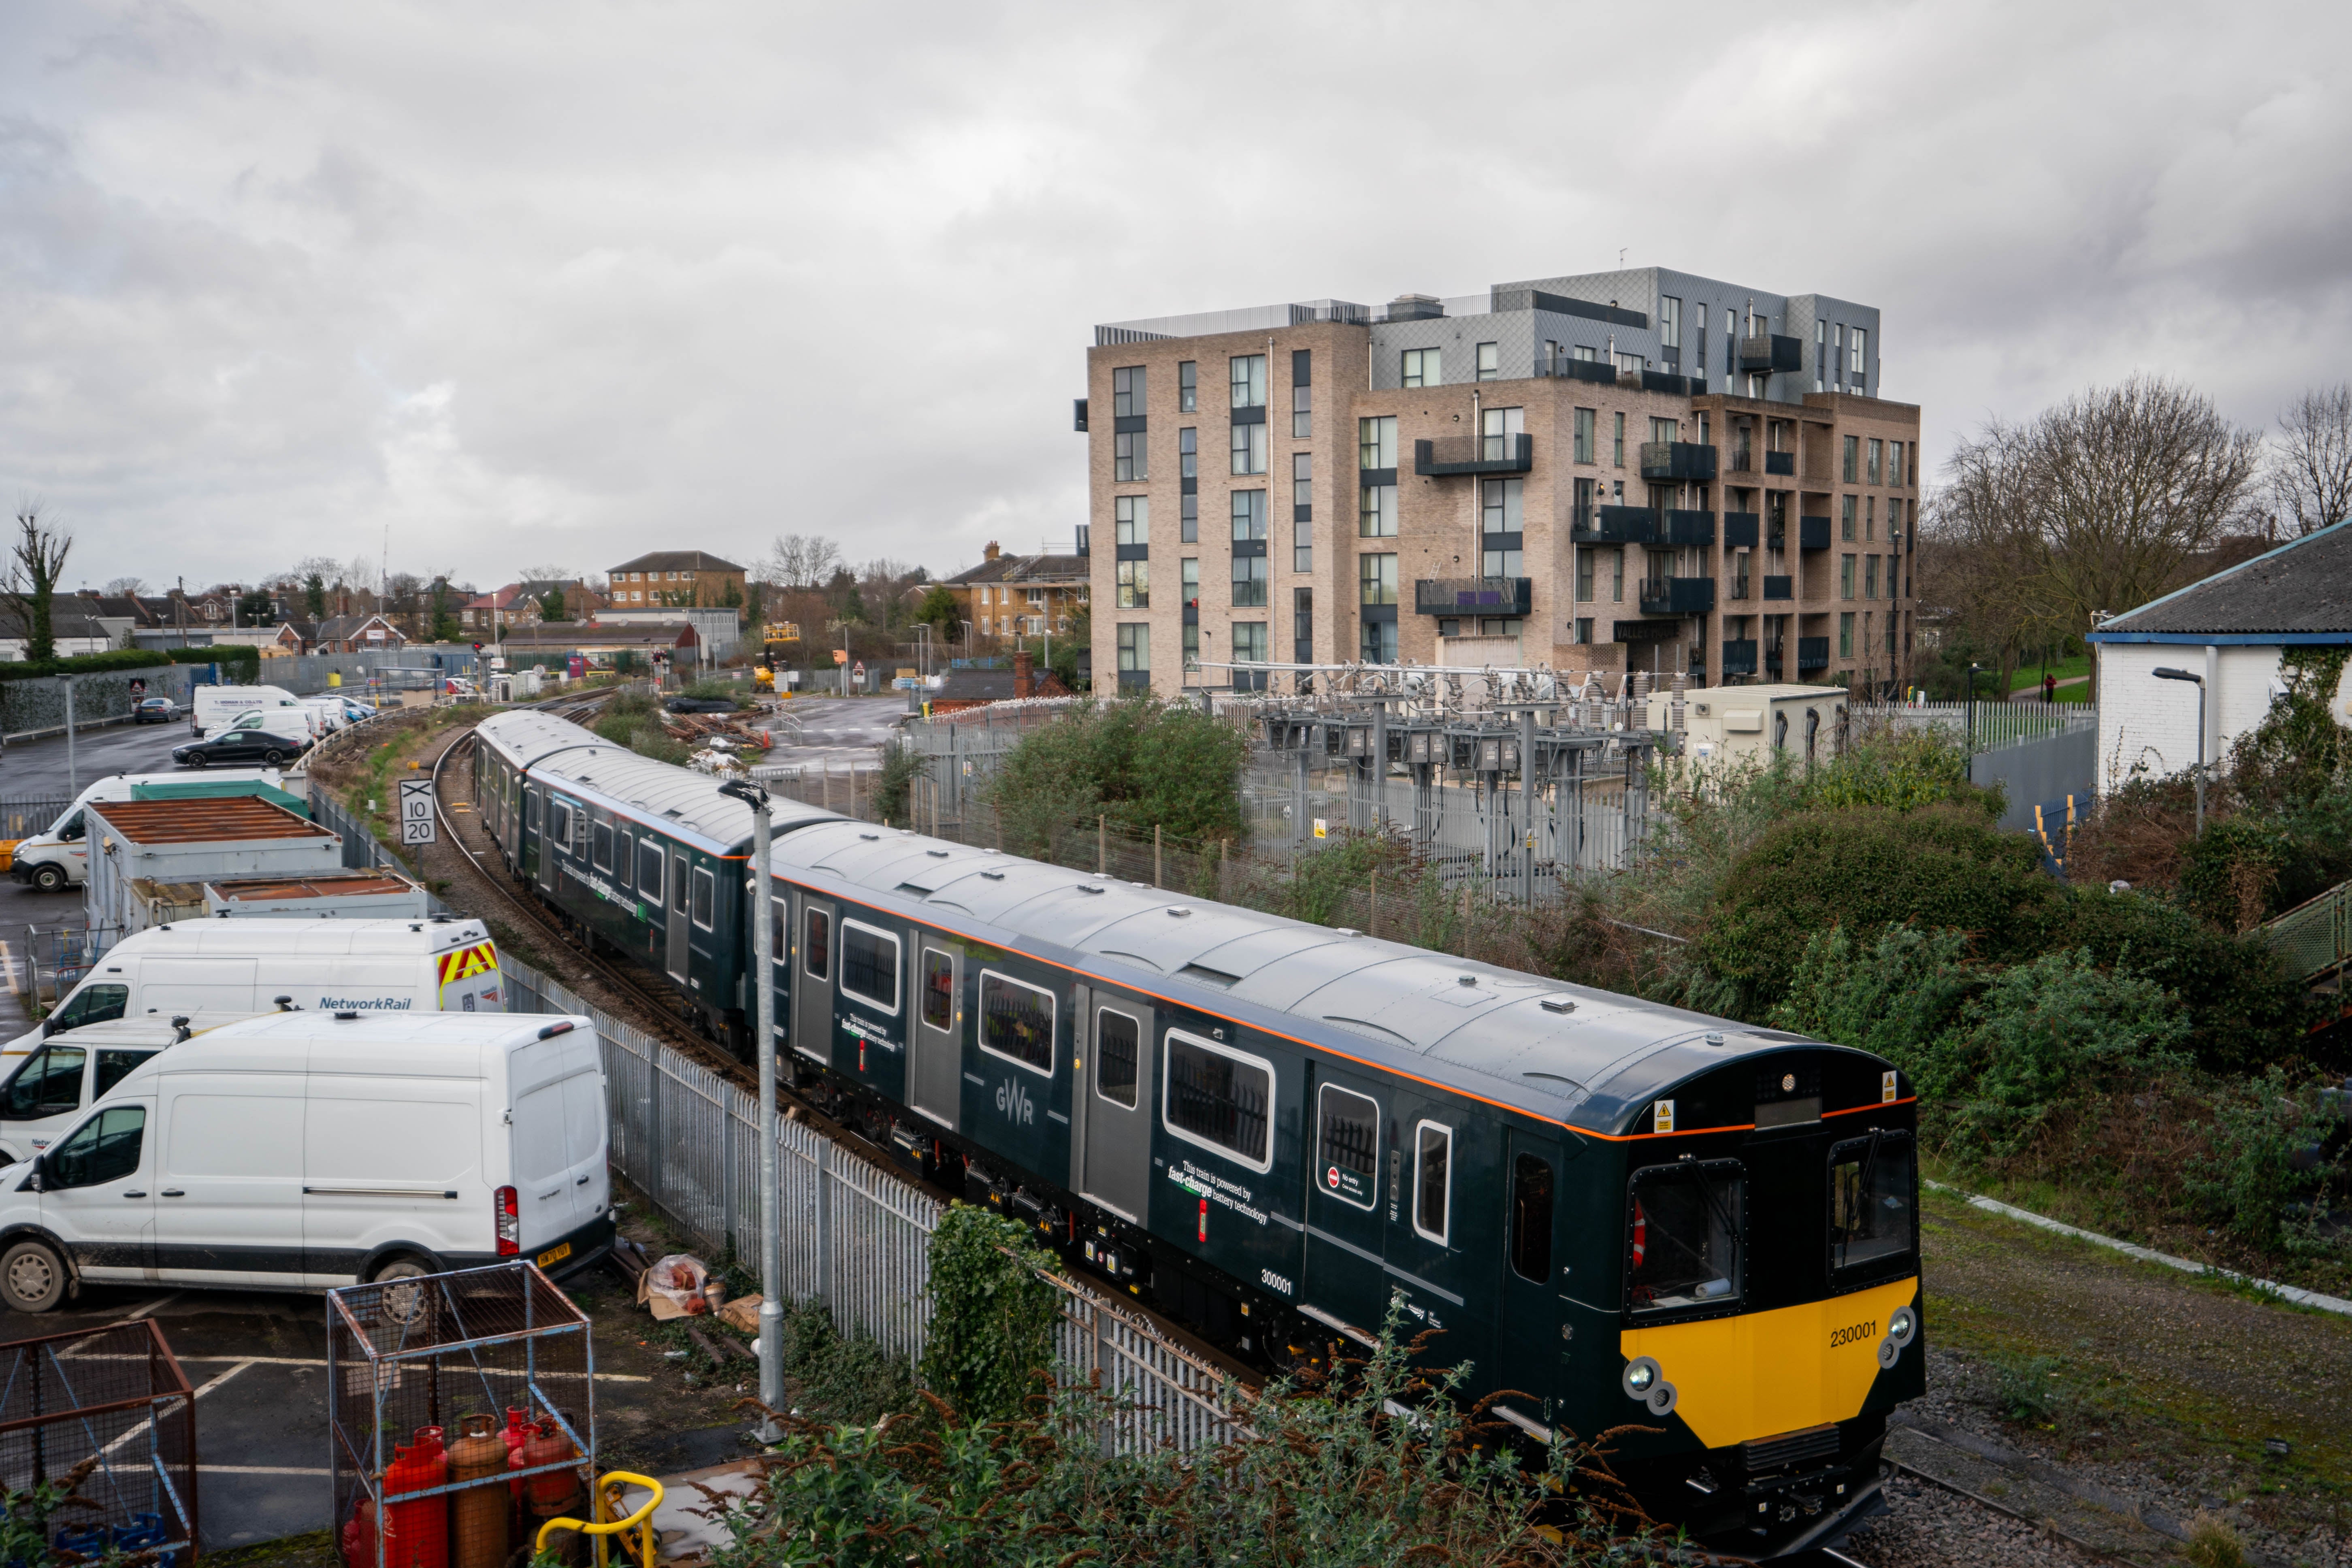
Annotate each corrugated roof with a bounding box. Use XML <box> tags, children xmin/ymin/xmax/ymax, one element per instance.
<box><xmin>92</xmin><ymin>796</ymin><xmax>334</xmax><ymax>846</ymax></box>
<box><xmin>209</xmin><ymin>872</ymin><xmax>420</xmax><ymax>901</ymax></box>
<box><xmin>2096</xmin><ymin>520</ymin><xmax>2352</xmax><ymax>638</ymax></box>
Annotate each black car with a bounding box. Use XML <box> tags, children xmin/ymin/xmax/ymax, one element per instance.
<box><xmin>132</xmin><ymin>696</ymin><xmax>179</xmax><ymax>724</ymax></box>
<box><xmin>172</xmin><ymin>722</ymin><xmax>306</xmax><ymax>768</ymax></box>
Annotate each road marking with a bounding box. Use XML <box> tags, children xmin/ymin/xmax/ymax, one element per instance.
<box><xmin>100</xmin><ymin>1359</ymin><xmax>252</xmax><ymax>1459</ymax></box>
<box><xmin>123</xmin><ymin>1292</ymin><xmax>182</xmax><ymax>1321</ymax></box>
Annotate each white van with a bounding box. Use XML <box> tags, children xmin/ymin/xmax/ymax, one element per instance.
<box><xmin>189</xmin><ymin>684</ymin><xmax>309</xmax><ymax>737</ymax></box>
<box><xmin>201</xmin><ymin>705</ymin><xmax>319</xmax><ymax>745</ymax></box>
<box><xmin>0</xmin><ymin>1015</ymin><xmax>254</xmax><ymax>1163</ymax></box>
<box><xmin>0</xmin><ymin>1011</ymin><xmax>611</xmax><ymax>1308</ymax></box>
<box><xmin>8</xmin><ymin>770</ymin><xmax>286</xmax><ymax>893</ymax></box>
<box><xmin>6</xmin><ymin>917</ymin><xmax>505</xmax><ymax>1059</ymax></box>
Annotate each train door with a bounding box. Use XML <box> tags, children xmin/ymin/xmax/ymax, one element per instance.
<box><xmin>1077</xmin><ymin>993</ymin><xmax>1154</xmax><ymax>1222</ymax></box>
<box><xmin>533</xmin><ymin>788</ymin><xmax>556</xmax><ymax>894</ymax></box>
<box><xmin>1382</xmin><ymin>1084</ymin><xmax>1486</xmax><ymax>1373</ymax></box>
<box><xmin>910</xmin><ymin>940</ymin><xmax>962</xmax><ymax>1129</ymax></box>
<box><xmin>665</xmin><ymin>852</ymin><xmax>690</xmax><ymax>984</ymax></box>
<box><xmin>793</xmin><ymin>896</ymin><xmax>836</xmax><ymax>1067</ymax></box>
<box><xmin>1299</xmin><ymin>1065</ymin><xmax>1388</xmax><ymax>1341</ymax></box>
<box><xmin>1495</xmin><ymin>1127</ymin><xmax>1568</xmax><ymax>1429</ymax></box>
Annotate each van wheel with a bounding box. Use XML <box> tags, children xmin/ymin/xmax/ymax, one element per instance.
<box><xmin>30</xmin><ymin>864</ymin><xmax>66</xmax><ymax>893</ymax></box>
<box><xmin>1</xmin><ymin>1240</ymin><xmax>68</xmax><ymax>1313</ymax></box>
<box><xmin>371</xmin><ymin>1253</ymin><xmax>433</xmax><ymax>1325</ymax></box>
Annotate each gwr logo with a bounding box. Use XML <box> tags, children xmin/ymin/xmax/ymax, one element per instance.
<box><xmin>995</xmin><ymin>1078</ymin><xmax>1035</xmax><ymax>1126</ymax></box>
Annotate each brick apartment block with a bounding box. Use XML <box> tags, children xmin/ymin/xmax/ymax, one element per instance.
<box><xmin>1077</xmin><ymin>268</ymin><xmax>1920</xmax><ymax>696</ymax></box>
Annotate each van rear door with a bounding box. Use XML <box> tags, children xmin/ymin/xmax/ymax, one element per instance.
<box><xmin>506</xmin><ymin>1034</ymin><xmax>601</xmax><ymax>1256</ymax></box>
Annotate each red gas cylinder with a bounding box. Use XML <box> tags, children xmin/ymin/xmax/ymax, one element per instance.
<box><xmin>502</xmin><ymin>1408</ymin><xmax>530</xmax><ymax>1539</ymax></box>
<box><xmin>382</xmin><ymin>1429</ymin><xmax>450</xmax><ymax>1568</ymax></box>
<box><xmin>520</xmin><ymin>1419</ymin><xmax>581</xmax><ymax>1519</ymax></box>
<box><xmin>343</xmin><ymin>1496</ymin><xmax>378</xmax><ymax>1568</ymax></box>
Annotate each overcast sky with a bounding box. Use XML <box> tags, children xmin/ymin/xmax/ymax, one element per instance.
<box><xmin>4</xmin><ymin>0</ymin><xmax>2348</xmax><ymax>594</ymax></box>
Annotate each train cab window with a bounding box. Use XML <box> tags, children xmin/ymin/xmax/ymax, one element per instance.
<box><xmin>1828</xmin><ymin>1132</ymin><xmax>1916</xmax><ymax>1275</ymax></box>
<box><xmin>1094</xmin><ymin>1009</ymin><xmax>1139</xmax><ymax>1108</ymax></box>
<box><xmin>1163</xmin><ymin>1031</ymin><xmax>1273</xmax><ymax>1172</ymax></box>
<box><xmin>637</xmin><ymin>838</ymin><xmax>664</xmax><ymax>899</ymax></box>
<box><xmin>920</xmin><ymin>950</ymin><xmax>955</xmax><ymax>1030</ymax></box>
<box><xmin>803</xmin><ymin>909</ymin><xmax>831</xmax><ymax>981</ymax></box>
<box><xmin>1510</xmin><ymin>1153</ymin><xmax>1555</xmax><ymax>1282</ymax></box>
<box><xmin>1314</xmin><ymin>1084</ymin><xmax>1378</xmax><ymax>1209</ymax></box>
<box><xmin>691</xmin><ymin>865</ymin><xmax>716</xmax><ymax>929</ymax></box>
<box><xmin>840</xmin><ymin>921</ymin><xmax>901</xmax><ymax>1014</ymax></box>
<box><xmin>979</xmin><ymin>972</ymin><xmax>1056</xmax><ymax>1075</ymax></box>
<box><xmin>5</xmin><ymin>1046</ymin><xmax>86</xmax><ymax>1118</ymax></box>
<box><xmin>592</xmin><ymin>820</ymin><xmax>614</xmax><ymax>871</ymax></box>
<box><xmin>1412</xmin><ymin>1121</ymin><xmax>1453</xmax><ymax>1244</ymax></box>
<box><xmin>1628</xmin><ymin>1161</ymin><xmax>1744</xmax><ymax>1314</ymax></box>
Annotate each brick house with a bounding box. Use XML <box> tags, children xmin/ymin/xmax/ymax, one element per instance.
<box><xmin>606</xmin><ymin>552</ymin><xmax>748</xmax><ymax>611</ymax></box>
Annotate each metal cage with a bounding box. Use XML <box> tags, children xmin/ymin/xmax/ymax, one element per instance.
<box><xmin>0</xmin><ymin>1319</ymin><xmax>198</xmax><ymax>1562</ymax></box>
<box><xmin>327</xmin><ymin>1262</ymin><xmax>595</xmax><ymax>1568</ymax></box>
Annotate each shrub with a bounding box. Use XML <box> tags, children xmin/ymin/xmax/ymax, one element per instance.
<box><xmin>2183</xmin><ymin>1068</ymin><xmax>2349</xmax><ymax>1253</ymax></box>
<box><xmin>1770</xmin><ymin>922</ymin><xmax>1979</xmax><ymax>1080</ymax></box>
<box><xmin>2053</xmin><ymin>888</ymin><xmax>2306</xmax><ymax>1072</ymax></box>
<box><xmin>987</xmin><ymin>697</ymin><xmax>1248</xmax><ymax>853</ymax></box>
<box><xmin>1800</xmin><ymin>724</ymin><xmax>2002</xmax><ymax>817</ymax></box>
<box><xmin>916</xmin><ymin>1204</ymin><xmax>1060</xmax><ymax>1427</ymax></box>
<box><xmin>0</xmin><ymin>648</ymin><xmax>171</xmax><ymax>682</ymax></box>
<box><xmin>871</xmin><ymin>740</ymin><xmax>923</xmax><ymax>825</ymax></box>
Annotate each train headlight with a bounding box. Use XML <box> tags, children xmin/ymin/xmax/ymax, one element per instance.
<box><xmin>1622</xmin><ymin>1357</ymin><xmax>1661</xmax><ymax>1399</ymax></box>
<box><xmin>1888</xmin><ymin>1306</ymin><xmax>1917</xmax><ymax>1346</ymax></box>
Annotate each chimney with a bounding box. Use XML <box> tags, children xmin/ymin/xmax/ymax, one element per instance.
<box><xmin>983</xmin><ymin>541</ymin><xmax>1001</xmax><ymax>562</ymax></box>
<box><xmin>1013</xmin><ymin>646</ymin><xmax>1034</xmax><ymax>700</ymax></box>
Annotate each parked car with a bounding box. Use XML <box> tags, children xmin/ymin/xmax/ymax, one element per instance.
<box><xmin>0</xmin><ymin>1010</ymin><xmax>611</xmax><ymax>1308</ymax></box>
<box><xmin>132</xmin><ymin>697</ymin><xmax>180</xmax><ymax>724</ymax></box>
<box><xmin>172</xmin><ymin>718</ymin><xmax>309</xmax><ymax>768</ymax></box>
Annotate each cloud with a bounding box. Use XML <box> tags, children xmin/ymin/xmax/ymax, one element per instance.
<box><xmin>1</xmin><ymin>0</ymin><xmax>2347</xmax><ymax>592</ymax></box>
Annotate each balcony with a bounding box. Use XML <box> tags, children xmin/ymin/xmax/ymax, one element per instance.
<box><xmin>1722</xmin><ymin>512</ymin><xmax>1760</xmax><ymax>549</ymax></box>
<box><xmin>1762</xmin><ymin>574</ymin><xmax>1794</xmax><ymax>601</ymax></box>
<box><xmin>1798</xmin><ymin>516</ymin><xmax>1832</xmax><ymax>550</ymax></box>
<box><xmin>1737</xmin><ymin>333</ymin><xmax>1805</xmax><ymax>374</ymax></box>
<box><xmin>1640</xmin><ymin>441</ymin><xmax>1718</xmax><ymax>483</ymax></box>
<box><xmin>1545</xmin><ymin>356</ymin><xmax>1618</xmax><ymax>386</ymax></box>
<box><xmin>1415</xmin><ymin>432</ymin><xmax>1532</xmax><ymax>477</ymax></box>
<box><xmin>1797</xmin><ymin>637</ymin><xmax>1830</xmax><ymax>672</ymax></box>
<box><xmin>1638</xmin><ymin>578</ymin><xmax>1716</xmax><ymax>616</ymax></box>
<box><xmin>1415</xmin><ymin>577</ymin><xmax>1533</xmax><ymax>618</ymax></box>
<box><xmin>1764</xmin><ymin>451</ymin><xmax>1796</xmax><ymax>476</ymax></box>
<box><xmin>1765</xmin><ymin>644</ymin><xmax>1785</xmax><ymax>677</ymax></box>
<box><xmin>1570</xmin><ymin>505</ymin><xmax>1659</xmax><ymax>545</ymax></box>
<box><xmin>1640</xmin><ymin>370</ymin><xmax>1700</xmax><ymax>397</ymax></box>
<box><xmin>1665</xmin><ymin>510</ymin><xmax>1715</xmax><ymax>546</ymax></box>
<box><xmin>1722</xmin><ymin>639</ymin><xmax>1759</xmax><ymax>675</ymax></box>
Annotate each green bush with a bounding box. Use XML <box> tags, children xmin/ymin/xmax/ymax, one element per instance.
<box><xmin>1800</xmin><ymin>725</ymin><xmax>2002</xmax><ymax>816</ymax></box>
<box><xmin>871</xmin><ymin>740</ymin><xmax>923</xmax><ymax>826</ymax></box>
<box><xmin>1770</xmin><ymin>922</ymin><xmax>1979</xmax><ymax>1078</ymax></box>
<box><xmin>772</xmin><ymin>1298</ymin><xmax>918</xmax><ymax>1426</ymax></box>
<box><xmin>2183</xmin><ymin>1068</ymin><xmax>2349</xmax><ymax>1253</ymax></box>
<box><xmin>0</xmin><ymin>648</ymin><xmax>171</xmax><ymax>682</ymax></box>
<box><xmin>916</xmin><ymin>1204</ymin><xmax>1061</xmax><ymax>1427</ymax></box>
<box><xmin>2053</xmin><ymin>889</ymin><xmax>2305</xmax><ymax>1072</ymax></box>
<box><xmin>987</xmin><ymin>696</ymin><xmax>1248</xmax><ymax>854</ymax></box>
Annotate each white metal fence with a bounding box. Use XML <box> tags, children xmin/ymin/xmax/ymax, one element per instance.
<box><xmin>498</xmin><ymin>954</ymin><xmax>1246</xmax><ymax>1449</ymax></box>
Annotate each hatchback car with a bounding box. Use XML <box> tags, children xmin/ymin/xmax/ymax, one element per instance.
<box><xmin>131</xmin><ymin>696</ymin><xmax>179</xmax><ymax>723</ymax></box>
<box><xmin>171</xmin><ymin>721</ymin><xmax>307</xmax><ymax>768</ymax></box>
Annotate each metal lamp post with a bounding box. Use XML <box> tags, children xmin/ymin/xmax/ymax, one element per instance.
<box><xmin>718</xmin><ymin>776</ymin><xmax>785</xmax><ymax>1439</ymax></box>
<box><xmin>2152</xmin><ymin>667</ymin><xmax>2206</xmax><ymax>834</ymax></box>
<box><xmin>1965</xmin><ymin>662</ymin><xmax>1981</xmax><ymax>754</ymax></box>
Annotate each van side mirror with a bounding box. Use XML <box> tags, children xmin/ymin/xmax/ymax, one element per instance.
<box><xmin>37</xmin><ymin>1018</ymin><xmax>53</xmax><ymax>1040</ymax></box>
<box><xmin>23</xmin><ymin>1157</ymin><xmax>45</xmax><ymax>1194</ymax></box>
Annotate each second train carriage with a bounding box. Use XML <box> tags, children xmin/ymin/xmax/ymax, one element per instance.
<box><xmin>469</xmin><ymin>709</ymin><xmax>1923</xmax><ymax>1557</ymax></box>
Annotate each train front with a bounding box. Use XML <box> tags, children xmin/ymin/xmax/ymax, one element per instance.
<box><xmin>1574</xmin><ymin>1041</ymin><xmax>1923</xmax><ymax>1558</ymax></box>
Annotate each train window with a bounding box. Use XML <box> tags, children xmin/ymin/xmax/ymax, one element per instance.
<box><xmin>840</xmin><ymin>920</ymin><xmax>901</xmax><ymax>1014</ymax></box>
<box><xmin>1163</xmin><ymin>1031</ymin><xmax>1273</xmax><ymax>1172</ymax></box>
<box><xmin>527</xmin><ymin>790</ymin><xmax>541</xmax><ymax>829</ymax></box>
<box><xmin>803</xmin><ymin>909</ymin><xmax>831</xmax><ymax>981</ymax></box>
<box><xmin>592</xmin><ymin>821</ymin><xmax>614</xmax><ymax>871</ymax></box>
<box><xmin>978</xmin><ymin>971</ymin><xmax>1056</xmax><ymax>1076</ymax></box>
<box><xmin>1094</xmin><ymin>1009</ymin><xmax>1140</xmax><ymax>1108</ymax></box>
<box><xmin>618</xmin><ymin>831</ymin><xmax>635</xmax><ymax>887</ymax></box>
<box><xmin>1314</xmin><ymin>1085</ymin><xmax>1378</xmax><ymax>1210</ymax></box>
<box><xmin>637</xmin><ymin>838</ymin><xmax>664</xmax><ymax>899</ymax></box>
<box><xmin>547</xmin><ymin>799</ymin><xmax>572</xmax><ymax>852</ymax></box>
<box><xmin>691</xmin><ymin>865</ymin><xmax>716</xmax><ymax>929</ymax></box>
<box><xmin>1627</xmin><ymin>1161</ymin><xmax>1744</xmax><ymax>1315</ymax></box>
<box><xmin>1510</xmin><ymin>1153</ymin><xmax>1555</xmax><ymax>1282</ymax></box>
<box><xmin>772</xmin><ymin>899</ymin><xmax>790</xmax><ymax>966</ymax></box>
<box><xmin>920</xmin><ymin>950</ymin><xmax>954</xmax><ymax>1030</ymax></box>
<box><xmin>1828</xmin><ymin>1132</ymin><xmax>1916</xmax><ymax>1275</ymax></box>
<box><xmin>1413</xmin><ymin>1122</ymin><xmax>1453</xmax><ymax>1244</ymax></box>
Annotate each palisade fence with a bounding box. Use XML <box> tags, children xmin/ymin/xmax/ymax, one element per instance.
<box><xmin>497</xmin><ymin>954</ymin><xmax>1248</xmax><ymax>1454</ymax></box>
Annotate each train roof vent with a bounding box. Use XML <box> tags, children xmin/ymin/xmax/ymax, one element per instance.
<box><xmin>1178</xmin><ymin>963</ymin><xmax>1240</xmax><ymax>989</ymax></box>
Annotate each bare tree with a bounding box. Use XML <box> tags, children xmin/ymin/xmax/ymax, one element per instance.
<box><xmin>2269</xmin><ymin>383</ymin><xmax>2352</xmax><ymax>538</ymax></box>
<box><xmin>762</xmin><ymin>533</ymin><xmax>844</xmax><ymax>588</ymax></box>
<box><xmin>102</xmin><ymin>575</ymin><xmax>148</xmax><ymax>596</ymax></box>
<box><xmin>1922</xmin><ymin>430</ymin><xmax>2042</xmax><ymax>697</ymax></box>
<box><xmin>7</xmin><ymin>502</ymin><xmax>74</xmax><ymax>663</ymax></box>
<box><xmin>516</xmin><ymin>561</ymin><xmax>573</xmax><ymax>585</ymax></box>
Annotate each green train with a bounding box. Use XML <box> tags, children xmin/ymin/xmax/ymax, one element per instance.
<box><xmin>475</xmin><ymin>709</ymin><xmax>1923</xmax><ymax>1557</ymax></box>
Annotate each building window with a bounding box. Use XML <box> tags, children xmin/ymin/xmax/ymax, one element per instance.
<box><xmin>1115</xmin><ymin>494</ymin><xmax>1148</xmax><ymax>545</ymax></box>
<box><xmin>1866</xmin><ymin>496</ymin><xmax>1877</xmax><ymax>541</ymax></box>
<box><xmin>1231</xmin><ymin>488</ymin><xmax>1267</xmax><ymax>542</ymax></box>
<box><xmin>1114</xmin><ymin>429</ymin><xmax>1147</xmax><ymax>482</ymax></box>
<box><xmin>1180</xmin><ymin>493</ymin><xmax>1197</xmax><ymax>543</ymax></box>
<box><xmin>1481</xmin><ymin>477</ymin><xmax>1522</xmax><ymax>536</ymax></box>
<box><xmin>1361</xmin><ymin>617</ymin><xmax>1398</xmax><ymax>662</ymax></box>
<box><xmin>1293</xmin><ymin>586</ymin><xmax>1312</xmax><ymax>661</ymax></box>
<box><xmin>1576</xmin><ymin>549</ymin><xmax>1595</xmax><ymax>603</ymax></box>
<box><xmin>1867</xmin><ymin>438</ymin><xmax>1883</xmax><ymax>486</ymax></box>
<box><xmin>1849</xmin><ymin>326</ymin><xmax>1868</xmax><ymax>381</ymax></box>
<box><xmin>1841</xmin><ymin>494</ymin><xmax>1857</xmax><ymax>541</ymax></box>
<box><xmin>1481</xmin><ymin>405</ymin><xmax>1523</xmax><ymax>460</ymax></box>
<box><xmin>1358</xmin><ymin>415</ymin><xmax>1398</xmax><ymax>471</ymax></box>
<box><xmin>1611</xmin><ymin>547</ymin><xmax>1625</xmax><ymax>603</ymax></box>
<box><xmin>1291</xmin><ymin>349</ymin><xmax>1312</xmax><ymax>437</ymax></box>
<box><xmin>1865</xmin><ymin>554</ymin><xmax>1880</xmax><ymax>599</ymax></box>
<box><xmin>1231</xmin><ymin>420</ymin><xmax>1267</xmax><ymax>476</ymax></box>
<box><xmin>1359</xmin><ymin>484</ymin><xmax>1397</xmax><ymax>538</ymax></box>
<box><xmin>1230</xmin><ymin>354</ymin><xmax>1265</xmax><ymax>410</ymax></box>
<box><xmin>1574</xmin><ymin>617</ymin><xmax>1594</xmax><ymax>643</ymax></box>
<box><xmin>1232</xmin><ymin>555</ymin><xmax>1268</xmax><ymax>607</ymax></box>
<box><xmin>1574</xmin><ymin>408</ymin><xmax>1596</xmax><ymax>464</ymax></box>
<box><xmin>1116</xmin><ymin>559</ymin><xmax>1149</xmax><ymax>608</ymax></box>
<box><xmin>1293</xmin><ymin>454</ymin><xmax>1313</xmax><ymax>571</ymax></box>
<box><xmin>1178</xmin><ymin>360</ymin><xmax>1196</xmax><ymax>412</ymax></box>
<box><xmin>1660</xmin><ymin>296</ymin><xmax>1681</xmax><ymax>349</ymax></box>
<box><xmin>1839</xmin><ymin>611</ymin><xmax>1855</xmax><ymax>659</ymax></box>
<box><xmin>1179</xmin><ymin>426</ymin><xmax>1196</xmax><ymax>479</ymax></box>
<box><xmin>1112</xmin><ymin>366</ymin><xmax>1145</xmax><ymax>419</ymax></box>
<box><xmin>1232</xmin><ymin>620</ymin><xmax>1268</xmax><ymax>671</ymax></box>
<box><xmin>1843</xmin><ymin>435</ymin><xmax>1859</xmax><ymax>484</ymax></box>
<box><xmin>1402</xmin><ymin>347</ymin><xmax>1441</xmax><ymax>388</ymax></box>
<box><xmin>1613</xmin><ymin>412</ymin><xmax>1625</xmax><ymax>467</ymax></box>
<box><xmin>1359</xmin><ymin>553</ymin><xmax>1397</xmax><ymax>607</ymax></box>
<box><xmin>1182</xmin><ymin>619</ymin><xmax>1199</xmax><ymax>671</ymax></box>
<box><xmin>1841</xmin><ymin>554</ymin><xmax>1856</xmax><ymax>600</ymax></box>
<box><xmin>1476</xmin><ymin>341</ymin><xmax>1498</xmax><ymax>381</ymax></box>
<box><xmin>1117</xmin><ymin>623</ymin><xmax>1148</xmax><ymax>676</ymax></box>
<box><xmin>1815</xmin><ymin>320</ymin><xmax>1827</xmax><ymax>393</ymax></box>
<box><xmin>1180</xmin><ymin>556</ymin><xmax>1199</xmax><ymax>609</ymax></box>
